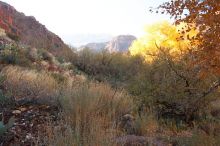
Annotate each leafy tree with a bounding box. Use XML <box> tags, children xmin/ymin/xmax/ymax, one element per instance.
<box><xmin>157</xmin><ymin>0</ymin><xmax>220</xmax><ymax>74</ymax></box>
<box><xmin>131</xmin><ymin>0</ymin><xmax>220</xmax><ymax>123</ymax></box>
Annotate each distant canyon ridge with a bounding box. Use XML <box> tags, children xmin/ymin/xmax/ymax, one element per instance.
<box><xmin>0</xmin><ymin>1</ymin><xmax>136</xmax><ymax>56</ymax></box>
<box><xmin>80</xmin><ymin>35</ymin><xmax>136</xmax><ymax>53</ymax></box>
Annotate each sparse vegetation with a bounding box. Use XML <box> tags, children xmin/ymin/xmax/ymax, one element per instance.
<box><xmin>0</xmin><ymin>0</ymin><xmax>220</xmax><ymax>145</ymax></box>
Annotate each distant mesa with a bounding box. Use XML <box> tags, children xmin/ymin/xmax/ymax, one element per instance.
<box><xmin>81</xmin><ymin>35</ymin><xmax>136</xmax><ymax>53</ymax></box>
<box><xmin>0</xmin><ymin>1</ymin><xmax>72</xmax><ymax>59</ymax></box>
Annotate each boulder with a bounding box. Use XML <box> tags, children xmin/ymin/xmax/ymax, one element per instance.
<box><xmin>119</xmin><ymin>114</ymin><xmax>136</xmax><ymax>134</ymax></box>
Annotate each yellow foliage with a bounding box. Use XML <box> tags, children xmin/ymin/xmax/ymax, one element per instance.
<box><xmin>129</xmin><ymin>21</ymin><xmax>198</xmax><ymax>62</ymax></box>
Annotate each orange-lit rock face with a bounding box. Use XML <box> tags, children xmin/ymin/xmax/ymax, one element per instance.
<box><xmin>0</xmin><ymin>1</ymin><xmax>72</xmax><ymax>59</ymax></box>
<box><xmin>0</xmin><ymin>2</ymin><xmax>19</xmax><ymax>36</ymax></box>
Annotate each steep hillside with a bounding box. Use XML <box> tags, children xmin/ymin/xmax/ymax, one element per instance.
<box><xmin>0</xmin><ymin>1</ymin><xmax>72</xmax><ymax>59</ymax></box>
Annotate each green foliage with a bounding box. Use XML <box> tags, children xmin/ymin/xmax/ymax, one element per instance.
<box><xmin>129</xmin><ymin>50</ymin><xmax>220</xmax><ymax>124</ymax></box>
<box><xmin>51</xmin><ymin>73</ymin><xmax>67</xmax><ymax>84</ymax></box>
<box><xmin>0</xmin><ymin>121</ymin><xmax>6</xmax><ymax>136</ymax></box>
<box><xmin>75</xmin><ymin>47</ymin><xmax>220</xmax><ymax>125</ymax></box>
<box><xmin>0</xmin><ymin>44</ymin><xmax>32</xmax><ymax>67</ymax></box>
<box><xmin>0</xmin><ymin>44</ymin><xmax>18</xmax><ymax>64</ymax></box>
<box><xmin>0</xmin><ymin>117</ymin><xmax>15</xmax><ymax>136</ymax></box>
<box><xmin>73</xmin><ymin>48</ymin><xmax>145</xmax><ymax>86</ymax></box>
<box><xmin>57</xmin><ymin>56</ymin><xmax>65</xmax><ymax>64</ymax></box>
<box><xmin>0</xmin><ymin>90</ymin><xmax>10</xmax><ymax>106</ymax></box>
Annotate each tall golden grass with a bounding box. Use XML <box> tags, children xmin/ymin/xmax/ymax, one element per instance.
<box><xmin>1</xmin><ymin>66</ymin><xmax>59</xmax><ymax>104</ymax></box>
<box><xmin>42</xmin><ymin>82</ymin><xmax>133</xmax><ymax>145</ymax></box>
<box><xmin>1</xmin><ymin>65</ymin><xmax>135</xmax><ymax>145</ymax></box>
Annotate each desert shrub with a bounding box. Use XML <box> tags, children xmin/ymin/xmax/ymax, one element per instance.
<box><xmin>6</xmin><ymin>33</ymin><xmax>19</xmax><ymax>42</ymax></box>
<box><xmin>41</xmin><ymin>50</ymin><xmax>54</xmax><ymax>62</ymax></box>
<box><xmin>27</xmin><ymin>47</ymin><xmax>39</xmax><ymax>62</ymax></box>
<box><xmin>57</xmin><ymin>56</ymin><xmax>66</xmax><ymax>64</ymax></box>
<box><xmin>0</xmin><ymin>44</ymin><xmax>18</xmax><ymax>64</ymax></box>
<box><xmin>38</xmin><ymin>48</ymin><xmax>59</xmax><ymax>65</ymax></box>
<box><xmin>74</xmin><ymin>48</ymin><xmax>145</xmax><ymax>86</ymax></box>
<box><xmin>1</xmin><ymin>66</ymin><xmax>59</xmax><ymax>105</ymax></box>
<box><xmin>129</xmin><ymin>50</ymin><xmax>220</xmax><ymax>124</ymax></box>
<box><xmin>0</xmin><ymin>44</ymin><xmax>32</xmax><ymax>67</ymax></box>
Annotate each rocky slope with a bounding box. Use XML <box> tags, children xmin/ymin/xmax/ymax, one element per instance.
<box><xmin>81</xmin><ymin>35</ymin><xmax>136</xmax><ymax>53</ymax></box>
<box><xmin>0</xmin><ymin>1</ymin><xmax>72</xmax><ymax>59</ymax></box>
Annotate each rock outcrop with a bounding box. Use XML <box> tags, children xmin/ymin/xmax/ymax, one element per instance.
<box><xmin>105</xmin><ymin>35</ymin><xmax>136</xmax><ymax>53</ymax></box>
<box><xmin>0</xmin><ymin>1</ymin><xmax>72</xmax><ymax>59</ymax></box>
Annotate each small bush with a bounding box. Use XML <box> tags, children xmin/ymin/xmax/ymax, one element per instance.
<box><xmin>0</xmin><ymin>45</ymin><xmax>32</xmax><ymax>67</ymax></box>
<box><xmin>27</xmin><ymin>48</ymin><xmax>39</xmax><ymax>62</ymax></box>
<box><xmin>6</xmin><ymin>33</ymin><xmax>20</xmax><ymax>42</ymax></box>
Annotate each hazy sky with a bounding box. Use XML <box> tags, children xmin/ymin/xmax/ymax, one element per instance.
<box><xmin>2</xmin><ymin>0</ymin><xmax>170</xmax><ymax>45</ymax></box>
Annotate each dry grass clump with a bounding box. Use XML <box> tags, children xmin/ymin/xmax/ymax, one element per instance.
<box><xmin>60</xmin><ymin>82</ymin><xmax>133</xmax><ymax>122</ymax></box>
<box><xmin>1</xmin><ymin>66</ymin><xmax>59</xmax><ymax>104</ymax></box>
<box><xmin>133</xmin><ymin>113</ymin><xmax>159</xmax><ymax>136</ymax></box>
<box><xmin>175</xmin><ymin>129</ymin><xmax>220</xmax><ymax>146</ymax></box>
<box><xmin>39</xmin><ymin>82</ymin><xmax>133</xmax><ymax>146</ymax></box>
